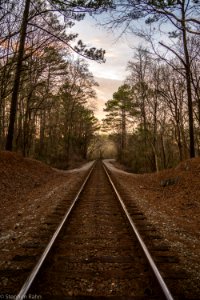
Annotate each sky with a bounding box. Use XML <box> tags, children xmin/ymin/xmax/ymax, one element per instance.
<box><xmin>71</xmin><ymin>15</ymin><xmax>142</xmax><ymax>120</ymax></box>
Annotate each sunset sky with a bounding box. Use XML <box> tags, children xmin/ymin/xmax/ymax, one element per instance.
<box><xmin>72</xmin><ymin>15</ymin><xmax>142</xmax><ymax>120</ymax></box>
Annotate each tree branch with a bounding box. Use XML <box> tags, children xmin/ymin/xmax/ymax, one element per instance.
<box><xmin>159</xmin><ymin>41</ymin><xmax>186</xmax><ymax>66</ymax></box>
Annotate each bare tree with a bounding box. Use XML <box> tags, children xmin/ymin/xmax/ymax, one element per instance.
<box><xmin>4</xmin><ymin>0</ymin><xmax>109</xmax><ymax>151</ymax></box>
<box><xmin>106</xmin><ymin>0</ymin><xmax>200</xmax><ymax>157</ymax></box>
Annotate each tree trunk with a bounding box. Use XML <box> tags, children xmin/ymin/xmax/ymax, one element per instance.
<box><xmin>161</xmin><ymin>134</ymin><xmax>167</xmax><ymax>169</ymax></box>
<box><xmin>121</xmin><ymin>107</ymin><xmax>126</xmax><ymax>151</ymax></box>
<box><xmin>151</xmin><ymin>143</ymin><xmax>159</xmax><ymax>172</ymax></box>
<box><xmin>176</xmin><ymin>124</ymin><xmax>183</xmax><ymax>161</ymax></box>
<box><xmin>119</xmin><ymin>107</ymin><xmax>126</xmax><ymax>162</ymax></box>
<box><xmin>181</xmin><ymin>3</ymin><xmax>195</xmax><ymax>158</ymax></box>
<box><xmin>39</xmin><ymin>110</ymin><xmax>46</xmax><ymax>157</ymax></box>
<box><xmin>6</xmin><ymin>0</ymin><xmax>31</xmax><ymax>151</ymax></box>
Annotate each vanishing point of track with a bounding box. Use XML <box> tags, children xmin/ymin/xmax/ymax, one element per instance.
<box><xmin>16</xmin><ymin>161</ymin><xmax>175</xmax><ymax>299</ymax></box>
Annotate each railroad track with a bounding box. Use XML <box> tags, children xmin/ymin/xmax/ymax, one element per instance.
<box><xmin>4</xmin><ymin>161</ymin><xmax>184</xmax><ymax>299</ymax></box>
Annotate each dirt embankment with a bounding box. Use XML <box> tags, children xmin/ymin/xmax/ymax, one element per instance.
<box><xmin>0</xmin><ymin>152</ymin><xmax>199</xmax><ymax>298</ymax></box>
<box><xmin>0</xmin><ymin>151</ymin><xmax>90</xmax><ymax>283</ymax></box>
<box><xmin>105</xmin><ymin>157</ymin><xmax>200</xmax><ymax>298</ymax></box>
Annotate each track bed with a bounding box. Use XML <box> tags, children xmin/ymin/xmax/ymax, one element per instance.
<box><xmin>28</xmin><ymin>162</ymin><xmax>165</xmax><ymax>299</ymax></box>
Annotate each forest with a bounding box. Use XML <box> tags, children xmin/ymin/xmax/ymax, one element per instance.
<box><xmin>0</xmin><ymin>0</ymin><xmax>106</xmax><ymax>168</ymax></box>
<box><xmin>0</xmin><ymin>0</ymin><xmax>200</xmax><ymax>172</ymax></box>
<box><xmin>101</xmin><ymin>0</ymin><xmax>200</xmax><ymax>172</ymax></box>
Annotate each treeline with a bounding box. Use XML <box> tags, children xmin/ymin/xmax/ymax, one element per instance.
<box><xmin>102</xmin><ymin>0</ymin><xmax>200</xmax><ymax>173</ymax></box>
<box><xmin>103</xmin><ymin>46</ymin><xmax>200</xmax><ymax>172</ymax></box>
<box><xmin>0</xmin><ymin>0</ymin><xmax>106</xmax><ymax>167</ymax></box>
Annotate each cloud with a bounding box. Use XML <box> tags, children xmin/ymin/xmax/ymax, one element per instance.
<box><xmin>87</xmin><ymin>35</ymin><xmax>134</xmax><ymax>80</ymax></box>
<box><xmin>71</xmin><ymin>15</ymin><xmax>141</xmax><ymax>81</ymax></box>
<box><xmin>70</xmin><ymin>14</ymin><xmax>141</xmax><ymax>119</ymax></box>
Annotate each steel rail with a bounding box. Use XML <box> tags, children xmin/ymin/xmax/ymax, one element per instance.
<box><xmin>103</xmin><ymin>162</ymin><xmax>174</xmax><ymax>300</ymax></box>
<box><xmin>16</xmin><ymin>161</ymin><xmax>96</xmax><ymax>300</ymax></box>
